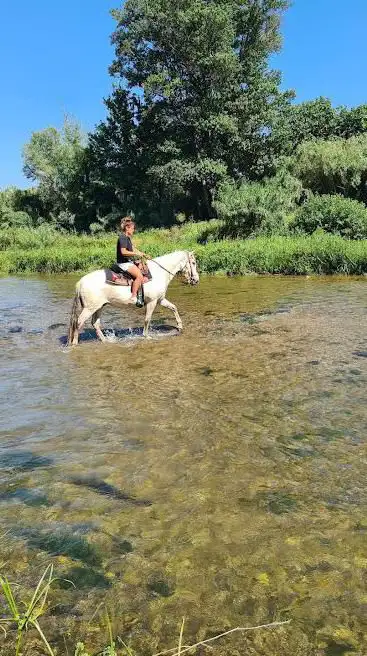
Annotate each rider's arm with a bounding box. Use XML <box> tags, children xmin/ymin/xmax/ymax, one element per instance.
<box><xmin>120</xmin><ymin>246</ymin><xmax>148</xmax><ymax>258</ymax></box>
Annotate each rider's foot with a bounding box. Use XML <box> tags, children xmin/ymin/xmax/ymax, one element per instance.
<box><xmin>128</xmin><ymin>296</ymin><xmax>138</xmax><ymax>305</ymax></box>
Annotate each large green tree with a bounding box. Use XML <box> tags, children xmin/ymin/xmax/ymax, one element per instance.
<box><xmin>91</xmin><ymin>0</ymin><xmax>292</xmax><ymax>222</ymax></box>
<box><xmin>23</xmin><ymin>117</ymin><xmax>94</xmax><ymax>230</ymax></box>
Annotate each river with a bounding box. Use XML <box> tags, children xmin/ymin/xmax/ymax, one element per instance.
<box><xmin>0</xmin><ymin>274</ymin><xmax>366</xmax><ymax>656</ymax></box>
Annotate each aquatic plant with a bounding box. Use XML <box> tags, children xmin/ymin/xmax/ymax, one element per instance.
<box><xmin>0</xmin><ymin>564</ymin><xmax>59</xmax><ymax>656</ymax></box>
<box><xmin>0</xmin><ymin>565</ymin><xmax>290</xmax><ymax>656</ymax></box>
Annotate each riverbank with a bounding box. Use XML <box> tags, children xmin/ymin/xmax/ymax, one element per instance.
<box><xmin>2</xmin><ymin>223</ymin><xmax>367</xmax><ymax>275</ymax></box>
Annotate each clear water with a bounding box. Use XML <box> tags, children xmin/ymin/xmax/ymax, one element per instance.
<box><xmin>0</xmin><ymin>274</ymin><xmax>366</xmax><ymax>655</ymax></box>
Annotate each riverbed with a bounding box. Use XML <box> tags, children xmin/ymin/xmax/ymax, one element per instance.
<box><xmin>0</xmin><ymin>274</ymin><xmax>366</xmax><ymax>655</ymax></box>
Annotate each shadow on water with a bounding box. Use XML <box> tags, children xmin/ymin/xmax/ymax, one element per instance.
<box><xmin>0</xmin><ymin>487</ymin><xmax>51</xmax><ymax>507</ymax></box>
<box><xmin>0</xmin><ymin>450</ymin><xmax>53</xmax><ymax>473</ymax></box>
<box><xmin>353</xmin><ymin>350</ymin><xmax>367</xmax><ymax>358</ymax></box>
<box><xmin>59</xmin><ymin>323</ymin><xmax>179</xmax><ymax>345</ymax></box>
<box><xmin>12</xmin><ymin>525</ymin><xmax>102</xmax><ymax>566</ymax></box>
<box><xmin>58</xmin><ymin>565</ymin><xmax>112</xmax><ymax>590</ymax></box>
<box><xmin>240</xmin><ymin>305</ymin><xmax>292</xmax><ymax>324</ymax></box>
<box><xmin>48</xmin><ymin>322</ymin><xmax>67</xmax><ymax>330</ymax></box>
<box><xmin>70</xmin><ymin>476</ymin><xmax>152</xmax><ymax>507</ymax></box>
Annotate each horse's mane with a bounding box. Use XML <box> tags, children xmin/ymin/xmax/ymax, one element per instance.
<box><xmin>153</xmin><ymin>250</ymin><xmax>187</xmax><ymax>264</ymax></box>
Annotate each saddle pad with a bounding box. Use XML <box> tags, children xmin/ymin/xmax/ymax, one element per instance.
<box><xmin>104</xmin><ymin>269</ymin><xmax>130</xmax><ymax>285</ymax></box>
<box><xmin>109</xmin><ymin>263</ymin><xmax>153</xmax><ymax>282</ymax></box>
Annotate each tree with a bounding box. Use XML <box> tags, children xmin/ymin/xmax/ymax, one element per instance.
<box><xmin>89</xmin><ymin>89</ymin><xmax>165</xmax><ymax>227</ymax></box>
<box><xmin>91</xmin><ymin>0</ymin><xmax>292</xmax><ymax>222</ymax></box>
<box><xmin>23</xmin><ymin>117</ymin><xmax>93</xmax><ymax>230</ymax></box>
<box><xmin>272</xmin><ymin>98</ymin><xmax>367</xmax><ymax>155</ymax></box>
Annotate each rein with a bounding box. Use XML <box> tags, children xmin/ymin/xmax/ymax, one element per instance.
<box><xmin>149</xmin><ymin>259</ymin><xmax>176</xmax><ymax>277</ymax></box>
<box><xmin>147</xmin><ymin>253</ymin><xmax>193</xmax><ymax>281</ymax></box>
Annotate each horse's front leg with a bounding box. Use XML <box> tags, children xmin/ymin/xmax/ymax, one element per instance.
<box><xmin>160</xmin><ymin>298</ymin><xmax>183</xmax><ymax>331</ymax></box>
<box><xmin>144</xmin><ymin>300</ymin><xmax>158</xmax><ymax>338</ymax></box>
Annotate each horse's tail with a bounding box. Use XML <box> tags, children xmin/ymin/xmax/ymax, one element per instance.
<box><xmin>67</xmin><ymin>286</ymin><xmax>83</xmax><ymax>346</ymax></box>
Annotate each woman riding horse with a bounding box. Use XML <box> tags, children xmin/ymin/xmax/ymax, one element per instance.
<box><xmin>116</xmin><ymin>217</ymin><xmax>149</xmax><ymax>304</ymax></box>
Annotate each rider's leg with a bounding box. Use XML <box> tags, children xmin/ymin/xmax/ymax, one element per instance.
<box><xmin>126</xmin><ymin>264</ymin><xmax>144</xmax><ymax>301</ymax></box>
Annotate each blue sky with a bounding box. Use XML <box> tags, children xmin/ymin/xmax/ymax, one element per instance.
<box><xmin>1</xmin><ymin>0</ymin><xmax>366</xmax><ymax>188</ymax></box>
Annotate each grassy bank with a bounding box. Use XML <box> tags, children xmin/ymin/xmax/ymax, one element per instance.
<box><xmin>1</xmin><ymin>222</ymin><xmax>367</xmax><ymax>275</ymax></box>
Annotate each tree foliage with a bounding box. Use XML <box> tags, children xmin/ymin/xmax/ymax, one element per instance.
<box><xmin>291</xmin><ymin>133</ymin><xmax>367</xmax><ymax>203</ymax></box>
<box><xmin>2</xmin><ymin>2</ymin><xmax>367</xmax><ymax>236</ymax></box>
<box><xmin>272</xmin><ymin>98</ymin><xmax>367</xmax><ymax>155</ymax></box>
<box><xmin>23</xmin><ymin>117</ymin><xmax>93</xmax><ymax>230</ymax></box>
<box><xmin>90</xmin><ymin>0</ymin><xmax>292</xmax><ymax>222</ymax></box>
<box><xmin>0</xmin><ymin>187</ymin><xmax>45</xmax><ymax>228</ymax></box>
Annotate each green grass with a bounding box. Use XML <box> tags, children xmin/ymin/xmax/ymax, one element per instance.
<box><xmin>0</xmin><ymin>564</ymin><xmax>59</xmax><ymax>656</ymax></box>
<box><xmin>1</xmin><ymin>222</ymin><xmax>367</xmax><ymax>275</ymax></box>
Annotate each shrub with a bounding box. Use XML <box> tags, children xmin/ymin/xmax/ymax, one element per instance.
<box><xmin>0</xmin><ymin>210</ymin><xmax>33</xmax><ymax>228</ymax></box>
<box><xmin>292</xmin><ymin>134</ymin><xmax>367</xmax><ymax>202</ymax></box>
<box><xmin>214</xmin><ymin>171</ymin><xmax>302</xmax><ymax>238</ymax></box>
<box><xmin>1</xmin><ymin>227</ymin><xmax>367</xmax><ymax>275</ymax></box>
<box><xmin>292</xmin><ymin>194</ymin><xmax>367</xmax><ymax>239</ymax></box>
<box><xmin>0</xmin><ymin>225</ymin><xmax>64</xmax><ymax>251</ymax></box>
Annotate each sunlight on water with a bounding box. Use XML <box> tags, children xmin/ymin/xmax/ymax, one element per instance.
<box><xmin>0</xmin><ymin>274</ymin><xmax>366</xmax><ymax>655</ymax></box>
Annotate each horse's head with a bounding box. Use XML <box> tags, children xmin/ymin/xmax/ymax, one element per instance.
<box><xmin>182</xmin><ymin>251</ymin><xmax>199</xmax><ymax>285</ymax></box>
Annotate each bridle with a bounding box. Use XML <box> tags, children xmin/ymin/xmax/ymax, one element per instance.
<box><xmin>149</xmin><ymin>259</ymin><xmax>175</xmax><ymax>277</ymax></box>
<box><xmin>149</xmin><ymin>252</ymin><xmax>197</xmax><ymax>283</ymax></box>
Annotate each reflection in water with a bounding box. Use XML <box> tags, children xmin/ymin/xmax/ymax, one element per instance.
<box><xmin>0</xmin><ymin>274</ymin><xmax>367</xmax><ymax>655</ymax></box>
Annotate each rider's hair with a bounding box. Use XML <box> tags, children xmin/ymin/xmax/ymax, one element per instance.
<box><xmin>121</xmin><ymin>216</ymin><xmax>135</xmax><ymax>232</ymax></box>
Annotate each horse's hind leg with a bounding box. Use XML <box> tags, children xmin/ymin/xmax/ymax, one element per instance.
<box><xmin>74</xmin><ymin>307</ymin><xmax>94</xmax><ymax>344</ymax></box>
<box><xmin>91</xmin><ymin>308</ymin><xmax>106</xmax><ymax>343</ymax></box>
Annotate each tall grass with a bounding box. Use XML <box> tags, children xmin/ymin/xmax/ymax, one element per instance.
<box><xmin>1</xmin><ymin>223</ymin><xmax>367</xmax><ymax>275</ymax></box>
<box><xmin>0</xmin><ymin>564</ymin><xmax>58</xmax><ymax>656</ymax></box>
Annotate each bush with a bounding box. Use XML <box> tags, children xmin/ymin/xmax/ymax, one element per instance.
<box><xmin>214</xmin><ymin>171</ymin><xmax>302</xmax><ymax>238</ymax></box>
<box><xmin>292</xmin><ymin>134</ymin><xmax>367</xmax><ymax>202</ymax></box>
<box><xmin>0</xmin><ymin>210</ymin><xmax>33</xmax><ymax>228</ymax></box>
<box><xmin>0</xmin><ymin>186</ymin><xmax>47</xmax><ymax>228</ymax></box>
<box><xmin>292</xmin><ymin>194</ymin><xmax>367</xmax><ymax>239</ymax></box>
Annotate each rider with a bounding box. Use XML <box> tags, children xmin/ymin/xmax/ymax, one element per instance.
<box><xmin>116</xmin><ymin>216</ymin><xmax>149</xmax><ymax>304</ymax></box>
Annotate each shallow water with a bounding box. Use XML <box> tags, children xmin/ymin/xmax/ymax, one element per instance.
<box><xmin>0</xmin><ymin>274</ymin><xmax>367</xmax><ymax>655</ymax></box>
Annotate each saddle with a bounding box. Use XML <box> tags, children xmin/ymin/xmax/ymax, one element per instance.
<box><xmin>105</xmin><ymin>260</ymin><xmax>152</xmax><ymax>287</ymax></box>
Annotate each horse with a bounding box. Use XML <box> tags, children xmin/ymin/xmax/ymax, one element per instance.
<box><xmin>67</xmin><ymin>250</ymin><xmax>199</xmax><ymax>346</ymax></box>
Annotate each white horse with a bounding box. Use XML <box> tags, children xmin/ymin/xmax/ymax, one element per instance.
<box><xmin>67</xmin><ymin>250</ymin><xmax>199</xmax><ymax>345</ymax></box>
